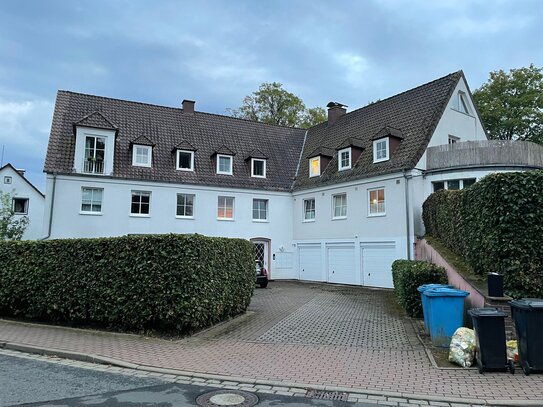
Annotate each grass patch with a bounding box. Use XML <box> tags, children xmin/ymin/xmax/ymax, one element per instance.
<box><xmin>425</xmin><ymin>236</ymin><xmax>488</xmax><ymax>295</ymax></box>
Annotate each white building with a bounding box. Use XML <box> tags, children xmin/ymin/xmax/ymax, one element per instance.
<box><xmin>42</xmin><ymin>71</ymin><xmax>543</xmax><ymax>287</ymax></box>
<box><xmin>0</xmin><ymin>163</ymin><xmax>45</xmax><ymax>240</ymax></box>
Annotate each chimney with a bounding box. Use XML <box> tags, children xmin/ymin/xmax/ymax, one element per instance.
<box><xmin>16</xmin><ymin>169</ymin><xmax>26</xmax><ymax>177</ymax></box>
<box><xmin>182</xmin><ymin>99</ymin><xmax>195</xmax><ymax>114</ymax></box>
<box><xmin>326</xmin><ymin>102</ymin><xmax>347</xmax><ymax>126</ymax></box>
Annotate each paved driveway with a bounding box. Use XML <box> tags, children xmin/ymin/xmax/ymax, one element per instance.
<box><xmin>1</xmin><ymin>281</ymin><xmax>542</xmax><ymax>404</ymax></box>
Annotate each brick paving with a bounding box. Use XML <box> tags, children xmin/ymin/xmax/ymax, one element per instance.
<box><xmin>0</xmin><ymin>281</ymin><xmax>542</xmax><ymax>405</ymax></box>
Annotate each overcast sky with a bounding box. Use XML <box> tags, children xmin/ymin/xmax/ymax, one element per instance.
<box><xmin>1</xmin><ymin>0</ymin><xmax>542</xmax><ymax>190</ymax></box>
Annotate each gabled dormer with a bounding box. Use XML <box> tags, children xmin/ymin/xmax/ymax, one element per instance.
<box><xmin>73</xmin><ymin>111</ymin><xmax>118</xmax><ymax>175</ymax></box>
<box><xmin>130</xmin><ymin>135</ymin><xmax>155</xmax><ymax>168</ymax></box>
<box><xmin>307</xmin><ymin>147</ymin><xmax>334</xmax><ymax>177</ymax></box>
<box><xmin>245</xmin><ymin>149</ymin><xmax>268</xmax><ymax>178</ymax></box>
<box><xmin>211</xmin><ymin>145</ymin><xmax>235</xmax><ymax>175</ymax></box>
<box><xmin>372</xmin><ymin>126</ymin><xmax>403</xmax><ymax>163</ymax></box>
<box><xmin>173</xmin><ymin>140</ymin><xmax>197</xmax><ymax>171</ymax></box>
<box><xmin>336</xmin><ymin>138</ymin><xmax>364</xmax><ymax>171</ymax></box>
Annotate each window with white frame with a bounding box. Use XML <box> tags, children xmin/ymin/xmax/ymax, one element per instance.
<box><xmin>12</xmin><ymin>198</ymin><xmax>29</xmax><ymax>214</ymax></box>
<box><xmin>373</xmin><ymin>138</ymin><xmax>389</xmax><ymax>163</ymax></box>
<box><xmin>368</xmin><ymin>188</ymin><xmax>385</xmax><ymax>216</ymax></box>
<box><xmin>338</xmin><ymin>148</ymin><xmax>351</xmax><ymax>170</ymax></box>
<box><xmin>84</xmin><ymin>136</ymin><xmax>106</xmax><ymax>174</ymax></box>
<box><xmin>176</xmin><ymin>193</ymin><xmax>194</xmax><ymax>217</ymax></box>
<box><xmin>433</xmin><ymin>178</ymin><xmax>476</xmax><ymax>192</ymax></box>
<box><xmin>309</xmin><ymin>157</ymin><xmax>320</xmax><ymax>177</ymax></box>
<box><xmin>252</xmin><ymin>199</ymin><xmax>268</xmax><ymax>221</ymax></box>
<box><xmin>132</xmin><ymin>145</ymin><xmax>152</xmax><ymax>167</ymax></box>
<box><xmin>458</xmin><ymin>91</ymin><xmax>470</xmax><ymax>114</ymax></box>
<box><xmin>217</xmin><ymin>196</ymin><xmax>234</xmax><ymax>219</ymax></box>
<box><xmin>217</xmin><ymin>155</ymin><xmax>233</xmax><ymax>175</ymax></box>
<box><xmin>176</xmin><ymin>150</ymin><xmax>194</xmax><ymax>171</ymax></box>
<box><xmin>303</xmin><ymin>198</ymin><xmax>315</xmax><ymax>221</ymax></box>
<box><xmin>81</xmin><ymin>187</ymin><xmax>103</xmax><ymax>213</ymax></box>
<box><xmin>251</xmin><ymin>158</ymin><xmax>266</xmax><ymax>178</ymax></box>
<box><xmin>332</xmin><ymin>193</ymin><xmax>347</xmax><ymax>219</ymax></box>
<box><xmin>131</xmin><ymin>191</ymin><xmax>151</xmax><ymax>215</ymax></box>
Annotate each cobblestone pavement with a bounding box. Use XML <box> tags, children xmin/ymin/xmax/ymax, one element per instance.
<box><xmin>1</xmin><ymin>281</ymin><xmax>542</xmax><ymax>406</ymax></box>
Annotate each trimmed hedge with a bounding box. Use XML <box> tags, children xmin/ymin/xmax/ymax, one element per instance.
<box><xmin>0</xmin><ymin>234</ymin><xmax>255</xmax><ymax>333</ymax></box>
<box><xmin>423</xmin><ymin>171</ymin><xmax>543</xmax><ymax>298</ymax></box>
<box><xmin>392</xmin><ymin>260</ymin><xmax>448</xmax><ymax>317</ymax></box>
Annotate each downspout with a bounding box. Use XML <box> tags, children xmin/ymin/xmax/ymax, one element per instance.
<box><xmin>403</xmin><ymin>170</ymin><xmax>411</xmax><ymax>260</ymax></box>
<box><xmin>40</xmin><ymin>173</ymin><xmax>56</xmax><ymax>240</ymax></box>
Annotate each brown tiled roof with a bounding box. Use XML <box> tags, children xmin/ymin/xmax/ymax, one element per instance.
<box><xmin>130</xmin><ymin>134</ymin><xmax>155</xmax><ymax>147</ymax></box>
<box><xmin>372</xmin><ymin>126</ymin><xmax>404</xmax><ymax>141</ymax></box>
<box><xmin>336</xmin><ymin>138</ymin><xmax>365</xmax><ymax>150</ymax></box>
<box><xmin>245</xmin><ymin>149</ymin><xmax>268</xmax><ymax>160</ymax></box>
<box><xmin>45</xmin><ymin>91</ymin><xmax>306</xmax><ymax>192</ymax></box>
<box><xmin>293</xmin><ymin>71</ymin><xmax>464</xmax><ymax>190</ymax></box>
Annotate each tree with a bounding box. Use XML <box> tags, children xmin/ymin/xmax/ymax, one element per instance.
<box><xmin>0</xmin><ymin>191</ymin><xmax>29</xmax><ymax>240</ymax></box>
<box><xmin>228</xmin><ymin>82</ymin><xmax>326</xmax><ymax>128</ymax></box>
<box><xmin>473</xmin><ymin>64</ymin><xmax>543</xmax><ymax>144</ymax></box>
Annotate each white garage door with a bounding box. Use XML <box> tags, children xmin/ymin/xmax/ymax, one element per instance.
<box><xmin>299</xmin><ymin>244</ymin><xmax>323</xmax><ymax>282</ymax></box>
<box><xmin>328</xmin><ymin>245</ymin><xmax>356</xmax><ymax>285</ymax></box>
<box><xmin>362</xmin><ymin>244</ymin><xmax>396</xmax><ymax>288</ymax></box>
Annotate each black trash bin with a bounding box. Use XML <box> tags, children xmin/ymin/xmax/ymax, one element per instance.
<box><xmin>510</xmin><ymin>298</ymin><xmax>543</xmax><ymax>375</ymax></box>
<box><xmin>468</xmin><ymin>307</ymin><xmax>514</xmax><ymax>374</ymax></box>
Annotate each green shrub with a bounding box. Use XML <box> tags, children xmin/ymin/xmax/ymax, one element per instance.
<box><xmin>392</xmin><ymin>260</ymin><xmax>448</xmax><ymax>318</ymax></box>
<box><xmin>423</xmin><ymin>170</ymin><xmax>543</xmax><ymax>298</ymax></box>
<box><xmin>0</xmin><ymin>234</ymin><xmax>255</xmax><ymax>333</ymax></box>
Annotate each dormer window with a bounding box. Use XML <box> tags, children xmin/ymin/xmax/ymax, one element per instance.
<box><xmin>217</xmin><ymin>154</ymin><xmax>233</xmax><ymax>175</ymax></box>
<box><xmin>373</xmin><ymin>138</ymin><xmax>389</xmax><ymax>163</ymax></box>
<box><xmin>84</xmin><ymin>135</ymin><xmax>106</xmax><ymax>174</ymax></box>
<box><xmin>309</xmin><ymin>156</ymin><xmax>320</xmax><ymax>177</ymax></box>
<box><xmin>132</xmin><ymin>144</ymin><xmax>152</xmax><ymax>167</ymax></box>
<box><xmin>251</xmin><ymin>158</ymin><xmax>266</xmax><ymax>178</ymax></box>
<box><xmin>176</xmin><ymin>150</ymin><xmax>195</xmax><ymax>171</ymax></box>
<box><xmin>457</xmin><ymin>91</ymin><xmax>471</xmax><ymax>115</ymax></box>
<box><xmin>338</xmin><ymin>148</ymin><xmax>351</xmax><ymax>171</ymax></box>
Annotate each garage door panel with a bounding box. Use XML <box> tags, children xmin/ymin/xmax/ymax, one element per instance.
<box><xmin>328</xmin><ymin>245</ymin><xmax>356</xmax><ymax>285</ymax></box>
<box><xmin>299</xmin><ymin>245</ymin><xmax>323</xmax><ymax>282</ymax></box>
<box><xmin>362</xmin><ymin>245</ymin><xmax>396</xmax><ymax>288</ymax></box>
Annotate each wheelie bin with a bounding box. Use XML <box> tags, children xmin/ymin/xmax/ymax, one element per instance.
<box><xmin>417</xmin><ymin>284</ymin><xmax>452</xmax><ymax>333</ymax></box>
<box><xmin>468</xmin><ymin>307</ymin><xmax>514</xmax><ymax>374</ymax></box>
<box><xmin>423</xmin><ymin>287</ymin><xmax>469</xmax><ymax>347</ymax></box>
<box><xmin>510</xmin><ymin>298</ymin><xmax>543</xmax><ymax>375</ymax></box>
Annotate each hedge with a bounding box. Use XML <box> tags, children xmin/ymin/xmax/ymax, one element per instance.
<box><xmin>0</xmin><ymin>234</ymin><xmax>255</xmax><ymax>333</ymax></box>
<box><xmin>392</xmin><ymin>260</ymin><xmax>448</xmax><ymax>317</ymax></box>
<box><xmin>423</xmin><ymin>170</ymin><xmax>543</xmax><ymax>298</ymax></box>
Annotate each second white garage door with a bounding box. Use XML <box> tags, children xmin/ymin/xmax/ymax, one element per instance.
<box><xmin>362</xmin><ymin>244</ymin><xmax>396</xmax><ymax>288</ymax></box>
<box><xmin>299</xmin><ymin>244</ymin><xmax>323</xmax><ymax>282</ymax></box>
<box><xmin>327</xmin><ymin>245</ymin><xmax>356</xmax><ymax>285</ymax></box>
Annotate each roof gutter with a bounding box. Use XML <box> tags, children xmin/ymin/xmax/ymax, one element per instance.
<box><xmin>40</xmin><ymin>173</ymin><xmax>57</xmax><ymax>240</ymax></box>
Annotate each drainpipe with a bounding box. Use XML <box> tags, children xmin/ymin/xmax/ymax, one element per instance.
<box><xmin>40</xmin><ymin>173</ymin><xmax>56</xmax><ymax>240</ymax></box>
<box><xmin>403</xmin><ymin>170</ymin><xmax>411</xmax><ymax>260</ymax></box>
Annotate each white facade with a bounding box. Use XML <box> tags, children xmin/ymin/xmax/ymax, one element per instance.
<box><xmin>0</xmin><ymin>164</ymin><xmax>45</xmax><ymax>240</ymax></box>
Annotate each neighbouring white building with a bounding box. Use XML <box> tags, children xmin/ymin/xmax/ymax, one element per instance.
<box><xmin>0</xmin><ymin>163</ymin><xmax>45</xmax><ymax>240</ymax></box>
<box><xmin>42</xmin><ymin>71</ymin><xmax>543</xmax><ymax>288</ymax></box>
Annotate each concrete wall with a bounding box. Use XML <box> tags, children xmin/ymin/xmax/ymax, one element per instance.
<box><xmin>0</xmin><ymin>166</ymin><xmax>45</xmax><ymax>240</ymax></box>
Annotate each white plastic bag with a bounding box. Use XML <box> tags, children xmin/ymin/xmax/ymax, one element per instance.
<box><xmin>448</xmin><ymin>327</ymin><xmax>475</xmax><ymax>368</ymax></box>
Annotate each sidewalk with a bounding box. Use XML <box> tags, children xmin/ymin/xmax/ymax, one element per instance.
<box><xmin>1</xmin><ymin>282</ymin><xmax>542</xmax><ymax>405</ymax></box>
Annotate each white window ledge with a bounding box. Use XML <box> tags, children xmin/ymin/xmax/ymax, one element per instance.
<box><xmin>368</xmin><ymin>213</ymin><xmax>386</xmax><ymax>218</ymax></box>
<box><xmin>79</xmin><ymin>211</ymin><xmax>102</xmax><ymax>216</ymax></box>
<box><xmin>175</xmin><ymin>216</ymin><xmax>194</xmax><ymax>220</ymax></box>
<box><xmin>130</xmin><ymin>214</ymin><xmax>151</xmax><ymax>218</ymax></box>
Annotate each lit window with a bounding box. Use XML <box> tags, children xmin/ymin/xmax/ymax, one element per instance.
<box><xmin>309</xmin><ymin>157</ymin><xmax>320</xmax><ymax>177</ymax></box>
<box><xmin>369</xmin><ymin>188</ymin><xmax>385</xmax><ymax>216</ymax></box>
<box><xmin>12</xmin><ymin>198</ymin><xmax>29</xmax><ymax>214</ymax></box>
<box><xmin>217</xmin><ymin>196</ymin><xmax>234</xmax><ymax>219</ymax></box>
<box><xmin>176</xmin><ymin>193</ymin><xmax>194</xmax><ymax>217</ymax></box>
<box><xmin>81</xmin><ymin>187</ymin><xmax>103</xmax><ymax>213</ymax></box>
<box><xmin>217</xmin><ymin>155</ymin><xmax>233</xmax><ymax>175</ymax></box>
<box><xmin>131</xmin><ymin>191</ymin><xmax>151</xmax><ymax>215</ymax></box>
<box><xmin>373</xmin><ymin>138</ymin><xmax>389</xmax><ymax>163</ymax></box>
<box><xmin>84</xmin><ymin>136</ymin><xmax>106</xmax><ymax>174</ymax></box>
<box><xmin>332</xmin><ymin>193</ymin><xmax>347</xmax><ymax>219</ymax></box>
<box><xmin>303</xmin><ymin>198</ymin><xmax>315</xmax><ymax>221</ymax></box>
<box><xmin>338</xmin><ymin>148</ymin><xmax>351</xmax><ymax>171</ymax></box>
<box><xmin>251</xmin><ymin>159</ymin><xmax>266</xmax><ymax>178</ymax></box>
<box><xmin>132</xmin><ymin>145</ymin><xmax>152</xmax><ymax>167</ymax></box>
<box><xmin>177</xmin><ymin>150</ymin><xmax>194</xmax><ymax>171</ymax></box>
<box><xmin>252</xmin><ymin>199</ymin><xmax>268</xmax><ymax>221</ymax></box>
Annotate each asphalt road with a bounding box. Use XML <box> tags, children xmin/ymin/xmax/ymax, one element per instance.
<box><xmin>0</xmin><ymin>353</ymin><xmax>378</xmax><ymax>407</ymax></box>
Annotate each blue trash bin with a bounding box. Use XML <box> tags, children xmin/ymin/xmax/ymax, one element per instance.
<box><xmin>423</xmin><ymin>287</ymin><xmax>469</xmax><ymax>347</ymax></box>
<box><xmin>417</xmin><ymin>284</ymin><xmax>452</xmax><ymax>333</ymax></box>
